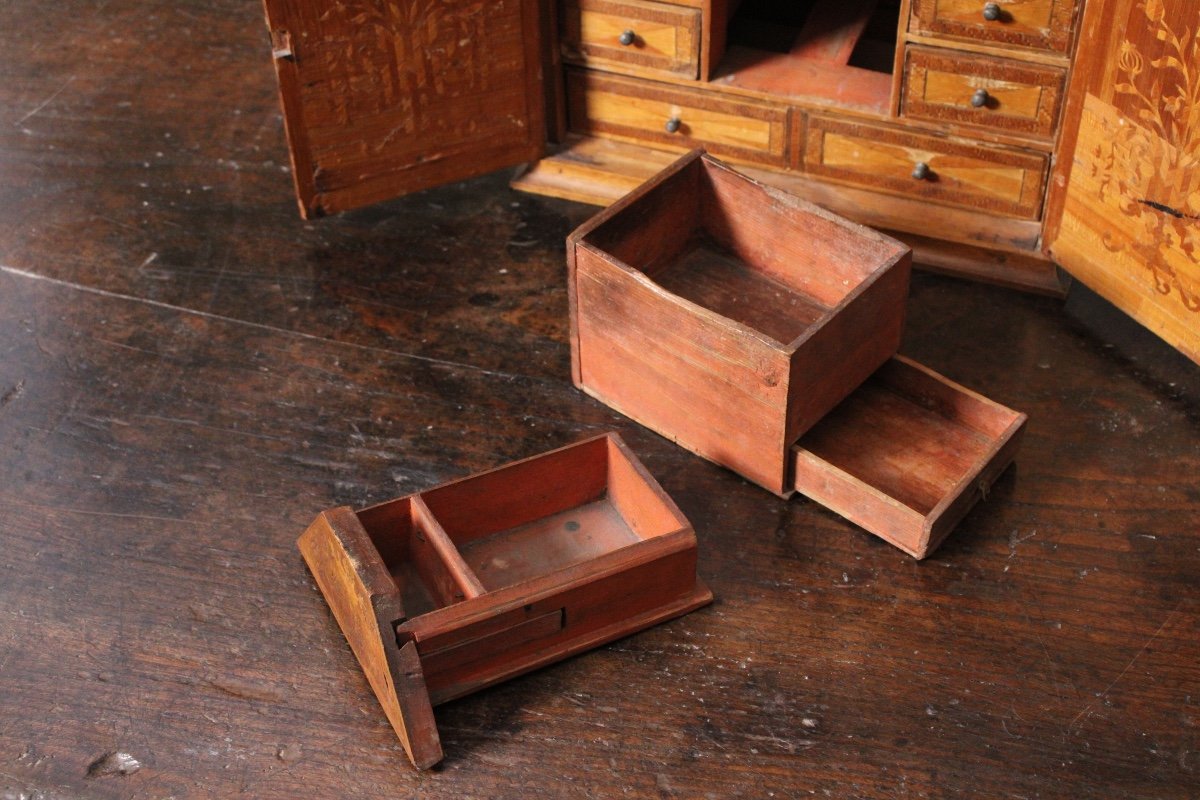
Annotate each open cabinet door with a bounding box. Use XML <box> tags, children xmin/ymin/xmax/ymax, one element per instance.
<box><xmin>1044</xmin><ymin>0</ymin><xmax>1200</xmax><ymax>363</ymax></box>
<box><xmin>262</xmin><ymin>0</ymin><xmax>545</xmax><ymax>218</ymax></box>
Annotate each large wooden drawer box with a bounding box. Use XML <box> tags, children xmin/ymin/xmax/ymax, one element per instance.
<box><xmin>901</xmin><ymin>45</ymin><xmax>1066</xmax><ymax>140</ymax></box>
<box><xmin>568</xmin><ymin>150</ymin><xmax>1026</xmax><ymax>557</ymax></box>
<box><xmin>909</xmin><ymin>0</ymin><xmax>1080</xmax><ymax>54</ymax></box>
<box><xmin>566</xmin><ymin>69</ymin><xmax>791</xmax><ymax>167</ymax></box>
<box><xmin>803</xmin><ymin>116</ymin><xmax>1049</xmax><ymax>219</ymax></box>
<box><xmin>298</xmin><ymin>432</ymin><xmax>712</xmax><ymax>769</ymax></box>
<box><xmin>568</xmin><ymin>149</ymin><xmax>912</xmax><ymax>496</ymax></box>
<box><xmin>560</xmin><ymin>0</ymin><xmax>702</xmax><ymax>79</ymax></box>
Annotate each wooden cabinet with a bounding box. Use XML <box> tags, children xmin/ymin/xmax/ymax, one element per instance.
<box><xmin>260</xmin><ymin>0</ymin><xmax>1200</xmax><ymax>364</ymax></box>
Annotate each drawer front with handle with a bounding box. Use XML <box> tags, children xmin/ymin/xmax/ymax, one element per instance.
<box><xmin>561</xmin><ymin>0</ymin><xmax>701</xmax><ymax>79</ymax></box>
<box><xmin>567</xmin><ymin>70</ymin><xmax>790</xmax><ymax>166</ymax></box>
<box><xmin>901</xmin><ymin>46</ymin><xmax>1066</xmax><ymax>139</ymax></box>
<box><xmin>804</xmin><ymin>117</ymin><xmax>1048</xmax><ymax>219</ymax></box>
<box><xmin>910</xmin><ymin>0</ymin><xmax>1079</xmax><ymax>54</ymax></box>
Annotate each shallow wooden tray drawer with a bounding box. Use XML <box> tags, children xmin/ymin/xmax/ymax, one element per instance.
<box><xmin>901</xmin><ymin>46</ymin><xmax>1066</xmax><ymax>139</ymax></box>
<box><xmin>791</xmin><ymin>356</ymin><xmax>1027</xmax><ymax>559</ymax></box>
<box><xmin>909</xmin><ymin>0</ymin><xmax>1079</xmax><ymax>54</ymax></box>
<box><xmin>566</xmin><ymin>69</ymin><xmax>790</xmax><ymax>166</ymax></box>
<box><xmin>299</xmin><ymin>432</ymin><xmax>711</xmax><ymax>769</ymax></box>
<box><xmin>561</xmin><ymin>0</ymin><xmax>701</xmax><ymax>79</ymax></box>
<box><xmin>569</xmin><ymin>150</ymin><xmax>911</xmax><ymax>496</ymax></box>
<box><xmin>803</xmin><ymin>116</ymin><xmax>1048</xmax><ymax>219</ymax></box>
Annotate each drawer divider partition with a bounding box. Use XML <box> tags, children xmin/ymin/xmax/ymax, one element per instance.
<box><xmin>409</xmin><ymin>495</ymin><xmax>487</xmax><ymax>600</ymax></box>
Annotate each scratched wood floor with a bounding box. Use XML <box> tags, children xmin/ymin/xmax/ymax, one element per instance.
<box><xmin>1</xmin><ymin>2</ymin><xmax>1198</xmax><ymax>798</ymax></box>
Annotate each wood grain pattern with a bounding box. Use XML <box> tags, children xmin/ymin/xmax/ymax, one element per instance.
<box><xmin>1043</xmin><ymin>0</ymin><xmax>1200</xmax><ymax>364</ymax></box>
<box><xmin>513</xmin><ymin>135</ymin><xmax>1060</xmax><ymax>292</ymax></box>
<box><xmin>791</xmin><ymin>355</ymin><xmax>1027</xmax><ymax>558</ymax></box>
<box><xmin>261</xmin><ymin>0</ymin><xmax>545</xmax><ymax>217</ymax></box>
<box><xmin>561</xmin><ymin>0</ymin><xmax>702</xmax><ymax>79</ymax></box>
<box><xmin>4</xmin><ymin>1</ymin><xmax>1199</xmax><ymax>794</ymax></box>
<box><xmin>309</xmin><ymin>433</ymin><xmax>711</xmax><ymax>766</ymax></box>
<box><xmin>569</xmin><ymin>151</ymin><xmax>910</xmax><ymax>494</ymax></box>
<box><xmin>805</xmin><ymin>115</ymin><xmax>1050</xmax><ymax>218</ymax></box>
<box><xmin>910</xmin><ymin>0</ymin><xmax>1081</xmax><ymax>53</ymax></box>
<box><xmin>566</xmin><ymin>69</ymin><xmax>791</xmax><ymax>166</ymax></box>
<box><xmin>297</xmin><ymin>508</ymin><xmax>444</xmax><ymax>768</ymax></box>
<box><xmin>901</xmin><ymin>45</ymin><xmax>1066</xmax><ymax>139</ymax></box>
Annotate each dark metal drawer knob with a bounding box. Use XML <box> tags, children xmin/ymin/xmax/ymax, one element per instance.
<box><xmin>912</xmin><ymin>161</ymin><xmax>931</xmax><ymax>180</ymax></box>
<box><xmin>971</xmin><ymin>88</ymin><xmax>990</xmax><ymax>107</ymax></box>
<box><xmin>982</xmin><ymin>2</ymin><xmax>1002</xmax><ymax>21</ymax></box>
<box><xmin>665</xmin><ymin>117</ymin><xmax>681</xmax><ymax>134</ymax></box>
<box><xmin>619</xmin><ymin>29</ymin><xmax>636</xmax><ymax>46</ymax></box>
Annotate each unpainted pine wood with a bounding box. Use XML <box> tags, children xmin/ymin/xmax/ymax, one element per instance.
<box><xmin>260</xmin><ymin>0</ymin><xmax>545</xmax><ymax>217</ymax></box>
<box><xmin>909</xmin><ymin>0</ymin><xmax>1080</xmax><ymax>53</ymax></box>
<box><xmin>804</xmin><ymin>115</ymin><xmax>1050</xmax><ymax>219</ymax></box>
<box><xmin>297</xmin><ymin>508</ymin><xmax>443</xmax><ymax>768</ymax></box>
<box><xmin>560</xmin><ymin>0</ymin><xmax>702</xmax><ymax>79</ymax></box>
<box><xmin>1042</xmin><ymin>0</ymin><xmax>1200</xmax><ymax>365</ymax></box>
<box><xmin>901</xmin><ymin>45</ymin><xmax>1066</xmax><ymax>139</ymax></box>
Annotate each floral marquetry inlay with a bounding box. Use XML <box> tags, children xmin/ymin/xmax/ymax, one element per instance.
<box><xmin>1087</xmin><ymin>0</ymin><xmax>1200</xmax><ymax>310</ymax></box>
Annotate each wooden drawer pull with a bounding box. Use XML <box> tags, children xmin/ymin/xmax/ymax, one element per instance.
<box><xmin>981</xmin><ymin>2</ymin><xmax>1002</xmax><ymax>21</ymax></box>
<box><xmin>911</xmin><ymin>161</ymin><xmax>932</xmax><ymax>181</ymax></box>
<box><xmin>665</xmin><ymin>116</ymin><xmax>681</xmax><ymax>133</ymax></box>
<box><xmin>618</xmin><ymin>28</ymin><xmax>636</xmax><ymax>46</ymax></box>
<box><xmin>971</xmin><ymin>88</ymin><xmax>990</xmax><ymax>108</ymax></box>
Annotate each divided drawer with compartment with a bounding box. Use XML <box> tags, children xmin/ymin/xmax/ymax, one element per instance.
<box><xmin>299</xmin><ymin>432</ymin><xmax>712</xmax><ymax>769</ymax></box>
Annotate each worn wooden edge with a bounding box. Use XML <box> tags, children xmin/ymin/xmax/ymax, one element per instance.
<box><xmin>410</xmin><ymin>496</ymin><xmax>487</xmax><ymax>599</ymax></box>
<box><xmin>297</xmin><ymin>508</ymin><xmax>443</xmax><ymax>769</ymax></box>
<box><xmin>521</xmin><ymin>136</ymin><xmax>1050</xmax><ymax>260</ymax></box>
<box><xmin>789</xmin><ymin>354</ymin><xmax>1029</xmax><ymax>559</ymax></box>
<box><xmin>430</xmin><ymin>579</ymin><xmax>713</xmax><ymax>704</ymax></box>
<box><xmin>920</xmin><ymin>413</ymin><xmax>1027</xmax><ymax>557</ymax></box>
<box><xmin>607</xmin><ymin>432</ymin><xmax>693</xmax><ymax>531</ymax></box>
<box><xmin>566</xmin><ymin>149</ymin><xmax>707</xmax><ymax>387</ymax></box>
<box><xmin>259</xmin><ymin>0</ymin><xmax>319</xmax><ymax>219</ymax></box>
<box><xmin>399</xmin><ymin>525</ymin><xmax>698</xmax><ymax>640</ymax></box>
<box><xmin>790</xmin><ymin>446</ymin><xmax>930</xmax><ymax>556</ymax></box>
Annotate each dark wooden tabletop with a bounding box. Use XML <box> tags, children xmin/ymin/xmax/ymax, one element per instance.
<box><xmin>1</xmin><ymin>2</ymin><xmax>1198</xmax><ymax>798</ymax></box>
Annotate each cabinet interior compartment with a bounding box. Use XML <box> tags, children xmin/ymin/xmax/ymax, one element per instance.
<box><xmin>713</xmin><ymin>0</ymin><xmax>902</xmax><ymax>111</ymax></box>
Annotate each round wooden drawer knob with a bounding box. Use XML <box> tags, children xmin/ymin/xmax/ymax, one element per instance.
<box><xmin>619</xmin><ymin>29</ymin><xmax>636</xmax><ymax>46</ymax></box>
<box><xmin>982</xmin><ymin>2</ymin><xmax>1002</xmax><ymax>21</ymax></box>
<box><xmin>665</xmin><ymin>117</ymin><xmax>681</xmax><ymax>134</ymax></box>
<box><xmin>971</xmin><ymin>88</ymin><xmax>990</xmax><ymax>107</ymax></box>
<box><xmin>911</xmin><ymin>162</ymin><xmax>931</xmax><ymax>180</ymax></box>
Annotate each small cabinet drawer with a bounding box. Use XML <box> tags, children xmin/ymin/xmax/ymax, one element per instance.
<box><xmin>566</xmin><ymin>70</ymin><xmax>790</xmax><ymax>166</ymax></box>
<box><xmin>561</xmin><ymin>0</ymin><xmax>701</xmax><ymax>79</ymax></box>
<box><xmin>910</xmin><ymin>0</ymin><xmax>1079</xmax><ymax>54</ymax></box>
<box><xmin>901</xmin><ymin>46</ymin><xmax>1065</xmax><ymax>139</ymax></box>
<box><xmin>803</xmin><ymin>117</ymin><xmax>1048</xmax><ymax>219</ymax></box>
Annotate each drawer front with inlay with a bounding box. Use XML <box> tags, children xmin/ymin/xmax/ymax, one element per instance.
<box><xmin>567</xmin><ymin>70</ymin><xmax>790</xmax><ymax>166</ymax></box>
<box><xmin>561</xmin><ymin>0</ymin><xmax>701</xmax><ymax>79</ymax></box>
<box><xmin>804</xmin><ymin>117</ymin><xmax>1048</xmax><ymax>219</ymax></box>
<box><xmin>910</xmin><ymin>0</ymin><xmax>1079</xmax><ymax>54</ymax></box>
<box><xmin>901</xmin><ymin>46</ymin><xmax>1066</xmax><ymax>139</ymax></box>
